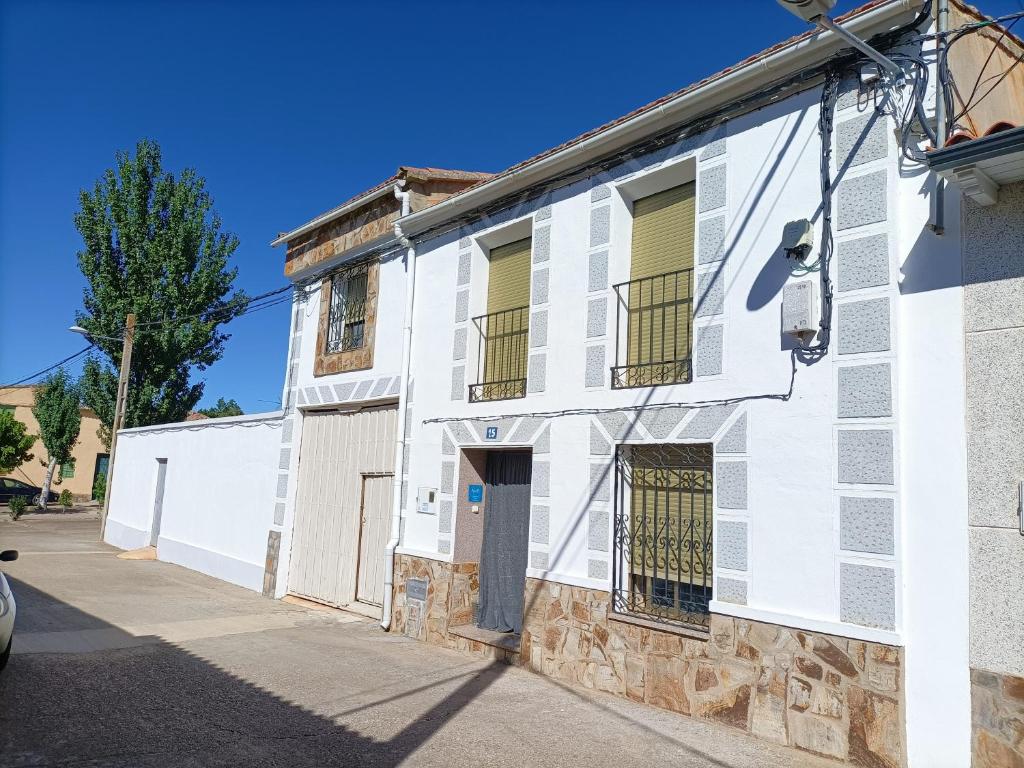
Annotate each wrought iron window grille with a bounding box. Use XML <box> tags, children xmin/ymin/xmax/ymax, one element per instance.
<box><xmin>325</xmin><ymin>263</ymin><xmax>370</xmax><ymax>354</ymax></box>
<box><xmin>612</xmin><ymin>443</ymin><xmax>713</xmax><ymax>631</ymax></box>
<box><xmin>468</xmin><ymin>305</ymin><xmax>529</xmax><ymax>403</ymax></box>
<box><xmin>611</xmin><ymin>268</ymin><xmax>694</xmax><ymax>389</ymax></box>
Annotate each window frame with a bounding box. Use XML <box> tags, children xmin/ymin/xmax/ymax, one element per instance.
<box><xmin>313</xmin><ymin>258</ymin><xmax>379</xmax><ymax>376</ymax></box>
<box><xmin>611</xmin><ymin>442</ymin><xmax>714</xmax><ymax>633</ymax></box>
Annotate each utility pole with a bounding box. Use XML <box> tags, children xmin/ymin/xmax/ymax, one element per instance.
<box><xmin>99</xmin><ymin>313</ymin><xmax>135</xmax><ymax>539</ymax></box>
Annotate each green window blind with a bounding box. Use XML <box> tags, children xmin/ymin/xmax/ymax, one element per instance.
<box><xmin>486</xmin><ymin>237</ymin><xmax>532</xmax><ymax>315</ymax></box>
<box><xmin>627</xmin><ymin>183</ymin><xmax>696</xmax><ymax>374</ymax></box>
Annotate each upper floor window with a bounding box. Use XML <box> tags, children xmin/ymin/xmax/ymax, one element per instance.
<box><xmin>470</xmin><ymin>237</ymin><xmax>532</xmax><ymax>402</ymax></box>
<box><xmin>612</xmin><ymin>182</ymin><xmax>696</xmax><ymax>389</ymax></box>
<box><xmin>314</xmin><ymin>259</ymin><xmax>378</xmax><ymax>376</ymax></box>
<box><xmin>326</xmin><ymin>266</ymin><xmax>369</xmax><ymax>353</ymax></box>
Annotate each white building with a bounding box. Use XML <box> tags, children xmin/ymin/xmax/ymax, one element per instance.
<box><xmin>104</xmin><ymin>2</ymin><xmax>1024</xmax><ymax>765</ymax></box>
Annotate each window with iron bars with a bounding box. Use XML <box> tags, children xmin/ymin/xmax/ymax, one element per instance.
<box><xmin>325</xmin><ymin>264</ymin><xmax>369</xmax><ymax>354</ymax></box>
<box><xmin>611</xmin><ymin>268</ymin><xmax>694</xmax><ymax>389</ymax></box>
<box><xmin>612</xmin><ymin>443</ymin><xmax>713</xmax><ymax>631</ymax></box>
<box><xmin>468</xmin><ymin>306</ymin><xmax>529</xmax><ymax>402</ymax></box>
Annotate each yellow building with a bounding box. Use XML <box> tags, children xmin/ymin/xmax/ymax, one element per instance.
<box><xmin>0</xmin><ymin>385</ymin><xmax>108</xmax><ymax>500</ymax></box>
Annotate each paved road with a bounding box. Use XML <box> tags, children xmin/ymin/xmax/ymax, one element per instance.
<box><xmin>0</xmin><ymin>516</ymin><xmax>835</xmax><ymax>767</ymax></box>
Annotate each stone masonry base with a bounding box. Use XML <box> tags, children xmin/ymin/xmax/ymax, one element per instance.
<box><xmin>972</xmin><ymin>667</ymin><xmax>1024</xmax><ymax>768</ymax></box>
<box><xmin>392</xmin><ymin>554</ymin><xmax>906</xmax><ymax>766</ymax></box>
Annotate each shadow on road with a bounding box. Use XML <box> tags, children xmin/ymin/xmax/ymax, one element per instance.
<box><xmin>0</xmin><ymin>575</ymin><xmax>508</xmax><ymax>767</ymax></box>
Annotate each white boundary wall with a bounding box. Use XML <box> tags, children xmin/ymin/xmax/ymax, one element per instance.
<box><xmin>104</xmin><ymin>411</ymin><xmax>283</xmax><ymax>592</ymax></box>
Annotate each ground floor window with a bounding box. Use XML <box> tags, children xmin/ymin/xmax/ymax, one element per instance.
<box><xmin>612</xmin><ymin>443</ymin><xmax>713</xmax><ymax>630</ymax></box>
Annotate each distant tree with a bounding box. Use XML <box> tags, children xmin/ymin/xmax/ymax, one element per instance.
<box><xmin>75</xmin><ymin>139</ymin><xmax>248</xmax><ymax>444</ymax></box>
<box><xmin>32</xmin><ymin>370</ymin><xmax>82</xmax><ymax>509</ymax></box>
<box><xmin>0</xmin><ymin>410</ymin><xmax>35</xmax><ymax>475</ymax></box>
<box><xmin>198</xmin><ymin>397</ymin><xmax>244</xmax><ymax>418</ymax></box>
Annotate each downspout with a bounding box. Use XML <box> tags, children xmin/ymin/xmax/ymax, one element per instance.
<box><xmin>932</xmin><ymin>0</ymin><xmax>949</xmax><ymax>234</ymax></box>
<box><xmin>381</xmin><ymin>181</ymin><xmax>414</xmax><ymax>630</ymax></box>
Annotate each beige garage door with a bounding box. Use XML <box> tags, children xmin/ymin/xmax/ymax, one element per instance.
<box><xmin>287</xmin><ymin>405</ymin><xmax>396</xmax><ymax>614</ymax></box>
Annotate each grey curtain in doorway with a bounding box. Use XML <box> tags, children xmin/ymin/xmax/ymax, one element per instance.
<box><xmin>477</xmin><ymin>451</ymin><xmax>532</xmax><ymax>635</ymax></box>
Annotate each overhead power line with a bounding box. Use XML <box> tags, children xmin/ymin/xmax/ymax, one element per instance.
<box><xmin>0</xmin><ymin>346</ymin><xmax>95</xmax><ymax>394</ymax></box>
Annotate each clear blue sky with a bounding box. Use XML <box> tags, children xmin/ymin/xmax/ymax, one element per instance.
<box><xmin>1</xmin><ymin>0</ymin><xmax>1016</xmax><ymax>413</ymax></box>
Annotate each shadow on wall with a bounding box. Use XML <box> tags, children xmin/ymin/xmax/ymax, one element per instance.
<box><xmin>901</xmin><ymin>179</ymin><xmax>1024</xmax><ymax>296</ymax></box>
<box><xmin>0</xmin><ymin>576</ymin><xmax>505</xmax><ymax>767</ymax></box>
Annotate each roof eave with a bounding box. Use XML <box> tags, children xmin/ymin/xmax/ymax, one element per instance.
<box><xmin>397</xmin><ymin>0</ymin><xmax>917</xmax><ymax>240</ymax></box>
<box><xmin>928</xmin><ymin>126</ymin><xmax>1024</xmax><ymax>206</ymax></box>
<box><xmin>271</xmin><ymin>181</ymin><xmax>397</xmax><ymax>248</ymax></box>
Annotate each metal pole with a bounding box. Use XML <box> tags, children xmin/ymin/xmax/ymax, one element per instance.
<box><xmin>815</xmin><ymin>15</ymin><xmax>905</xmax><ymax>83</ymax></box>
<box><xmin>99</xmin><ymin>313</ymin><xmax>135</xmax><ymax>540</ymax></box>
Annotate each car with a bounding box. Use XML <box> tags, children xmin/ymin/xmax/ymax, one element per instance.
<box><xmin>0</xmin><ymin>549</ymin><xmax>18</xmax><ymax>671</ymax></box>
<box><xmin>0</xmin><ymin>478</ymin><xmax>58</xmax><ymax>507</ymax></box>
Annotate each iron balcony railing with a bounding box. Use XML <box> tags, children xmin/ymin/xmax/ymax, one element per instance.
<box><xmin>611</xmin><ymin>267</ymin><xmax>694</xmax><ymax>389</ymax></box>
<box><xmin>612</xmin><ymin>444</ymin><xmax>714</xmax><ymax>631</ymax></box>
<box><xmin>469</xmin><ymin>306</ymin><xmax>529</xmax><ymax>402</ymax></box>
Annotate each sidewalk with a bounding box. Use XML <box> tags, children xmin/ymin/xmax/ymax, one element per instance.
<box><xmin>0</xmin><ymin>518</ymin><xmax>839</xmax><ymax>767</ymax></box>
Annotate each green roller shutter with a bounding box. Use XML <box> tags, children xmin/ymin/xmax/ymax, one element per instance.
<box><xmin>630</xmin><ymin>182</ymin><xmax>696</xmax><ymax>280</ymax></box>
<box><xmin>481</xmin><ymin>237</ymin><xmax>532</xmax><ymax>397</ymax></box>
<box><xmin>629</xmin><ymin>445</ymin><xmax>713</xmax><ymax>590</ymax></box>
<box><xmin>487</xmin><ymin>237</ymin><xmax>532</xmax><ymax>314</ymax></box>
<box><xmin>626</xmin><ymin>184</ymin><xmax>696</xmax><ymax>377</ymax></box>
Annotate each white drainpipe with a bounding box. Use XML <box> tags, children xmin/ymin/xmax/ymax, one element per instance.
<box><xmin>381</xmin><ymin>181</ymin><xmax>414</xmax><ymax>630</ymax></box>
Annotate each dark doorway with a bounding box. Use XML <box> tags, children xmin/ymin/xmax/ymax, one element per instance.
<box><xmin>477</xmin><ymin>450</ymin><xmax>532</xmax><ymax>634</ymax></box>
<box><xmin>92</xmin><ymin>453</ymin><xmax>109</xmax><ymax>500</ymax></box>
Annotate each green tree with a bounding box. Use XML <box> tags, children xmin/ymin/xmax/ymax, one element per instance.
<box><xmin>198</xmin><ymin>397</ymin><xmax>244</xmax><ymax>418</ymax></box>
<box><xmin>75</xmin><ymin>139</ymin><xmax>248</xmax><ymax>443</ymax></box>
<box><xmin>0</xmin><ymin>410</ymin><xmax>35</xmax><ymax>475</ymax></box>
<box><xmin>32</xmin><ymin>370</ymin><xmax>82</xmax><ymax>509</ymax></box>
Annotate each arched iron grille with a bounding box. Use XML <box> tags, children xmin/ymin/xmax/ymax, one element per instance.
<box><xmin>612</xmin><ymin>443</ymin><xmax>713</xmax><ymax>630</ymax></box>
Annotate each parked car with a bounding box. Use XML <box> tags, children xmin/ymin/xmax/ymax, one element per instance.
<box><xmin>0</xmin><ymin>549</ymin><xmax>18</xmax><ymax>671</ymax></box>
<box><xmin>0</xmin><ymin>478</ymin><xmax>58</xmax><ymax>506</ymax></box>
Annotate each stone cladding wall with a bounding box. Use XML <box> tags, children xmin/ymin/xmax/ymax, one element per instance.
<box><xmin>393</xmin><ymin>555</ymin><xmax>905</xmax><ymax>765</ymax></box>
<box><xmin>972</xmin><ymin>668</ymin><xmax>1024</xmax><ymax>768</ymax></box>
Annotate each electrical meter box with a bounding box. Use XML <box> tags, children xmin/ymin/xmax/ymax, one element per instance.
<box><xmin>416</xmin><ymin>487</ymin><xmax>437</xmax><ymax>515</ymax></box>
<box><xmin>781</xmin><ymin>219</ymin><xmax>815</xmax><ymax>261</ymax></box>
<box><xmin>782</xmin><ymin>279</ymin><xmax>819</xmax><ymax>340</ymax></box>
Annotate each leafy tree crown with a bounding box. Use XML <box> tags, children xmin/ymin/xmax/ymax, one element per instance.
<box><xmin>32</xmin><ymin>369</ymin><xmax>82</xmax><ymax>467</ymax></box>
<box><xmin>75</xmin><ymin>139</ymin><xmax>248</xmax><ymax>441</ymax></box>
<box><xmin>0</xmin><ymin>410</ymin><xmax>36</xmax><ymax>474</ymax></box>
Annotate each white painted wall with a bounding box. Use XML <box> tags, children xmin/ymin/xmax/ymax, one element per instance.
<box><xmin>396</xmin><ymin>78</ymin><xmax>972</xmax><ymax>761</ymax></box>
<box><xmin>105</xmin><ymin>412</ymin><xmax>283</xmax><ymax>592</ymax></box>
<box><xmin>289</xmin><ymin>247</ymin><xmax>408</xmax><ymax>401</ymax></box>
<box><xmin>406</xmin><ymin>87</ymin><xmax>863</xmax><ymax>628</ymax></box>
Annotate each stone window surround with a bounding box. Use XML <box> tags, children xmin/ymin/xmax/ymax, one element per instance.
<box><xmin>313</xmin><ymin>259</ymin><xmax>379</xmax><ymax>377</ymax></box>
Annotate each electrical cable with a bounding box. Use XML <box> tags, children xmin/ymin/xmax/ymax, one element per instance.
<box><xmin>937</xmin><ymin>9</ymin><xmax>1024</xmax><ymax>138</ymax></box>
<box><xmin>953</xmin><ymin>48</ymin><xmax>1024</xmax><ymax>125</ymax></box>
<box><xmin>956</xmin><ymin>16</ymin><xmax>1020</xmax><ymax>119</ymax></box>
<box><xmin>421</xmin><ymin>350</ymin><xmax>798</xmax><ymax>425</ymax></box>
<box><xmin>793</xmin><ymin>69</ymin><xmax>839</xmax><ymax>363</ymax></box>
<box><xmin>0</xmin><ymin>346</ymin><xmax>94</xmax><ymax>393</ymax></box>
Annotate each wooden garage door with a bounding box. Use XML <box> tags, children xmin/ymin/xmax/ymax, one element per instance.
<box><xmin>287</xmin><ymin>406</ymin><xmax>396</xmax><ymax>612</ymax></box>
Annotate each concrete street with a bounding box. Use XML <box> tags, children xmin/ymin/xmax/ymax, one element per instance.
<box><xmin>0</xmin><ymin>516</ymin><xmax>835</xmax><ymax>767</ymax></box>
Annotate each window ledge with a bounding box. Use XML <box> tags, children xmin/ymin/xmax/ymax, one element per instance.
<box><xmin>608</xmin><ymin>610</ymin><xmax>710</xmax><ymax>641</ymax></box>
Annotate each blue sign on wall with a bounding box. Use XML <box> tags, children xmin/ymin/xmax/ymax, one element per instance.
<box><xmin>467</xmin><ymin>484</ymin><xmax>484</xmax><ymax>503</ymax></box>
<box><xmin>485</xmin><ymin>426</ymin><xmax>498</xmax><ymax>440</ymax></box>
